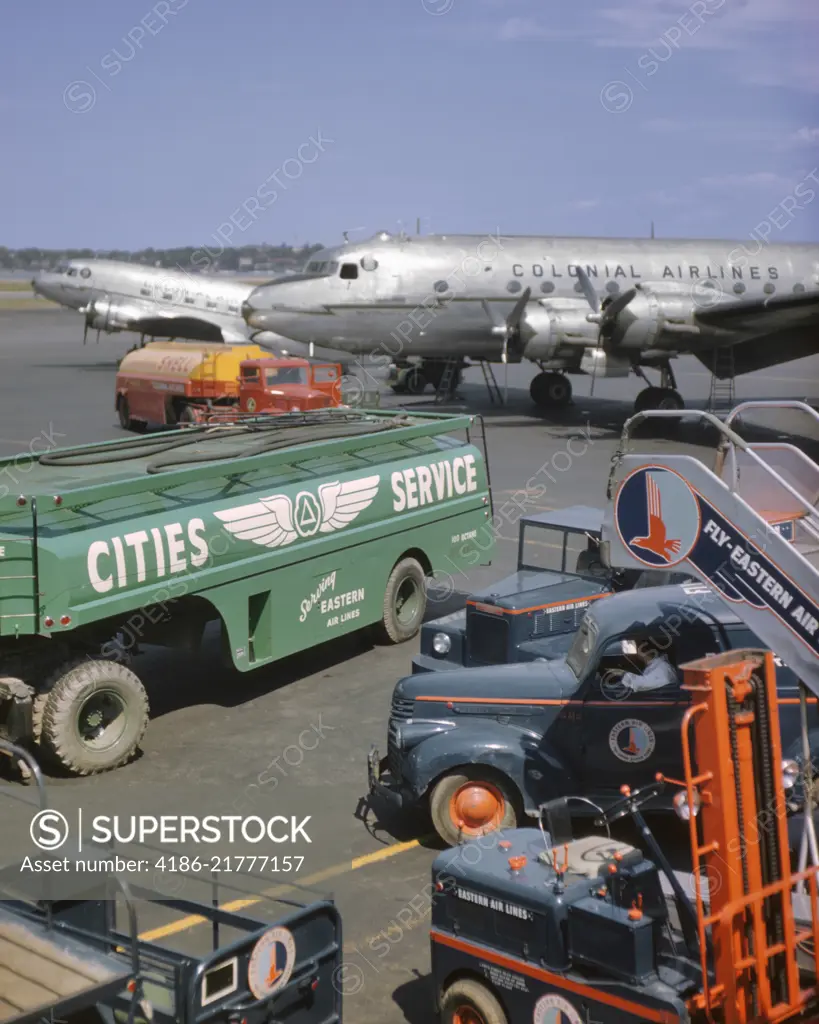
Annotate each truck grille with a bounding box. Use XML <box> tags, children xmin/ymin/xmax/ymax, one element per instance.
<box><xmin>468</xmin><ymin>613</ymin><xmax>509</xmax><ymax>666</ymax></box>
<box><xmin>531</xmin><ymin>603</ymin><xmax>588</xmax><ymax>638</ymax></box>
<box><xmin>388</xmin><ymin>696</ymin><xmax>414</xmax><ymax>777</ymax></box>
<box><xmin>390</xmin><ymin>696</ymin><xmax>415</xmax><ymax>721</ymax></box>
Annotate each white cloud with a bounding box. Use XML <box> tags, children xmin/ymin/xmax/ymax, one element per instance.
<box><xmin>792</xmin><ymin>127</ymin><xmax>819</xmax><ymax>145</ymax></box>
<box><xmin>493</xmin><ymin>0</ymin><xmax>819</xmax><ymax>91</ymax></box>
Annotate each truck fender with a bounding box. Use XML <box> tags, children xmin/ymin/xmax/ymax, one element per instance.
<box><xmin>404</xmin><ymin>722</ymin><xmax>531</xmax><ymax>808</ymax></box>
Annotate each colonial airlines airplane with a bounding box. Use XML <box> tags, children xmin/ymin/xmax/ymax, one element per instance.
<box><xmin>241</xmin><ymin>231</ymin><xmax>819</xmax><ymax>414</ymax></box>
<box><xmin>31</xmin><ymin>258</ymin><xmax>302</xmax><ymax>354</ymax></box>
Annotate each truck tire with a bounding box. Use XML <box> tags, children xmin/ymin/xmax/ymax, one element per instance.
<box><xmin>378</xmin><ymin>557</ymin><xmax>426</xmax><ymax>644</ymax></box>
<box><xmin>430</xmin><ymin>768</ymin><xmax>519</xmax><ymax>847</ymax></box>
<box><xmin>178</xmin><ymin>404</ymin><xmax>199</xmax><ymax>426</ymax></box>
<box><xmin>117</xmin><ymin>396</ymin><xmax>131</xmax><ymax>430</ymax></box>
<box><xmin>440</xmin><ymin>979</ymin><xmax>507</xmax><ymax>1024</ymax></box>
<box><xmin>34</xmin><ymin>659</ymin><xmax>149</xmax><ymax>776</ymax></box>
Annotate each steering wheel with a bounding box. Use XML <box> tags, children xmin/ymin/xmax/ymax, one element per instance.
<box><xmin>594</xmin><ymin>780</ymin><xmax>665</xmax><ymax>826</ymax></box>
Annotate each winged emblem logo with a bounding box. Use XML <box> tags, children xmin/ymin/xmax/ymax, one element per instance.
<box><xmin>213</xmin><ymin>474</ymin><xmax>381</xmax><ymax>548</ymax></box>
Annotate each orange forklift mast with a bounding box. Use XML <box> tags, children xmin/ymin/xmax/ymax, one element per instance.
<box><xmin>679</xmin><ymin>649</ymin><xmax>819</xmax><ymax>1023</ymax></box>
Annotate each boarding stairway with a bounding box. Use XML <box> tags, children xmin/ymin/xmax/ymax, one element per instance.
<box><xmin>601</xmin><ymin>400</ymin><xmax>819</xmax><ymax>695</ymax></box>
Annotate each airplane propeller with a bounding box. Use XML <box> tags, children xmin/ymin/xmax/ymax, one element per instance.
<box><xmin>574</xmin><ymin>266</ymin><xmax>637</xmax><ymax>396</ymax></box>
<box><xmin>480</xmin><ymin>286</ymin><xmax>532</xmax><ymax>403</ymax></box>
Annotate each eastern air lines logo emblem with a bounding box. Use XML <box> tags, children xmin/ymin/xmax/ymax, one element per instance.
<box><xmin>214</xmin><ymin>474</ymin><xmax>380</xmax><ymax>548</ymax></box>
<box><xmin>614</xmin><ymin>466</ymin><xmax>700</xmax><ymax>567</ymax></box>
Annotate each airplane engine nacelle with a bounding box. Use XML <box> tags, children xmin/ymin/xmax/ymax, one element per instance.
<box><xmin>608</xmin><ymin>281</ymin><xmax>706</xmax><ymax>350</ymax></box>
<box><xmin>521</xmin><ymin>299</ymin><xmax>599</xmax><ymax>359</ymax></box>
<box><xmin>85</xmin><ymin>298</ymin><xmax>140</xmax><ymax>333</ymax></box>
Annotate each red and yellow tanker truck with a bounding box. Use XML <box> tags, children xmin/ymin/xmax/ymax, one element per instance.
<box><xmin>115</xmin><ymin>341</ymin><xmax>346</xmax><ymax>430</ymax></box>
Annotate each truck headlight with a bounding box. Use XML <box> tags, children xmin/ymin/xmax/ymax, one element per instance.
<box><xmin>432</xmin><ymin>632</ymin><xmax>451</xmax><ymax>656</ymax></box>
<box><xmin>782</xmin><ymin>759</ymin><xmax>801</xmax><ymax>790</ymax></box>
<box><xmin>673</xmin><ymin>789</ymin><xmax>701</xmax><ymax>821</ymax></box>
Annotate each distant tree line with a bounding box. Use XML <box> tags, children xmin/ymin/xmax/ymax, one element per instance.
<box><xmin>0</xmin><ymin>244</ymin><xmax>325</xmax><ymax>272</ymax></box>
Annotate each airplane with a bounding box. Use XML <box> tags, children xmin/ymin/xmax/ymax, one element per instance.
<box><xmin>31</xmin><ymin>258</ymin><xmax>311</xmax><ymax>356</ymax></box>
<box><xmin>241</xmin><ymin>231</ymin><xmax>819</xmax><ymax>414</ymax></box>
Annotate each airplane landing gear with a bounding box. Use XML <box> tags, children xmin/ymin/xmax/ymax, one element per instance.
<box><xmin>530</xmin><ymin>371</ymin><xmax>572</xmax><ymax>409</ymax></box>
<box><xmin>634</xmin><ymin>386</ymin><xmax>684</xmax><ymax>412</ymax></box>
<box><xmin>633</xmin><ymin>363</ymin><xmax>685</xmax><ymax>414</ymax></box>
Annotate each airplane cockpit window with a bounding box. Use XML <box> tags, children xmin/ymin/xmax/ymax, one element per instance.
<box><xmin>66</xmin><ymin>268</ymin><xmax>78</xmax><ymax>276</ymax></box>
<box><xmin>340</xmin><ymin>263</ymin><xmax>359</xmax><ymax>280</ymax></box>
<box><xmin>303</xmin><ymin>261</ymin><xmax>339</xmax><ymax>277</ymax></box>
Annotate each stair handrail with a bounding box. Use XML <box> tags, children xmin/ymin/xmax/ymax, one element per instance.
<box><xmin>607</xmin><ymin>409</ymin><xmax>819</xmax><ymax>563</ymax></box>
<box><xmin>724</xmin><ymin>399</ymin><xmax>819</xmax><ymax>433</ymax></box>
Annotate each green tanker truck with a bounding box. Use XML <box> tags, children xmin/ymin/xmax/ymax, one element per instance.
<box><xmin>0</xmin><ymin>409</ymin><xmax>493</xmax><ymax>777</ymax></box>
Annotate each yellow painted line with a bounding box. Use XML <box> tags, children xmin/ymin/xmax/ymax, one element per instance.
<box><xmin>138</xmin><ymin>838</ymin><xmax>423</xmax><ymax>943</ymax></box>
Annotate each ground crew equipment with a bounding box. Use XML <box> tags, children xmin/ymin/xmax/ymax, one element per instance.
<box><xmin>369</xmin><ymin>580</ymin><xmax>812</xmax><ymax>847</ymax></box>
<box><xmin>0</xmin><ymin>741</ymin><xmax>342</xmax><ymax>1024</ymax></box>
<box><xmin>0</xmin><ymin>409</ymin><xmax>492</xmax><ymax>776</ymax></box>
<box><xmin>114</xmin><ymin>342</ymin><xmax>351</xmax><ymax>430</ymax></box>
<box><xmin>414</xmin><ymin>504</ymin><xmax>690</xmax><ymax>673</ymax></box>
<box><xmin>429</xmin><ymin>650</ymin><xmax>819</xmax><ymax>1023</ymax></box>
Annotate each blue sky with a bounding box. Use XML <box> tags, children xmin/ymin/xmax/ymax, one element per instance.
<box><xmin>2</xmin><ymin>0</ymin><xmax>817</xmax><ymax>248</ymax></box>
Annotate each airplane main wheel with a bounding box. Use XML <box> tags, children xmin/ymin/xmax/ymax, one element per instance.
<box><xmin>441</xmin><ymin>979</ymin><xmax>508</xmax><ymax>1024</ymax></box>
<box><xmin>530</xmin><ymin>371</ymin><xmax>572</xmax><ymax>408</ymax></box>
<box><xmin>634</xmin><ymin>386</ymin><xmax>685</xmax><ymax>413</ymax></box>
<box><xmin>403</xmin><ymin>368</ymin><xmax>427</xmax><ymax>395</ymax></box>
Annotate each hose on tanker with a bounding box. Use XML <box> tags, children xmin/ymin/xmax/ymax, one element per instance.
<box><xmin>36</xmin><ymin>410</ymin><xmax>407</xmax><ymax>469</ymax></box>
<box><xmin>37</xmin><ymin>427</ymin><xmax>256</xmax><ymax>466</ymax></box>
<box><xmin>145</xmin><ymin>417</ymin><xmax>413</xmax><ymax>473</ymax></box>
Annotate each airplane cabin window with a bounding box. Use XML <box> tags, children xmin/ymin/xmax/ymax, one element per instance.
<box><xmin>185</xmin><ymin>296</ymin><xmax>195</xmax><ymax>304</ymax></box>
<box><xmin>794</xmin><ymin>282</ymin><xmax>806</xmax><ymax>294</ymax></box>
<box><xmin>206</xmin><ymin>300</ymin><xmax>217</xmax><ymax>309</ymax></box>
<box><xmin>228</xmin><ymin>304</ymin><xmax>239</xmax><ymax>313</ymax></box>
<box><xmin>573</xmin><ymin>282</ymin><xmax>584</xmax><ymax>293</ymax></box>
<box><xmin>733</xmin><ymin>282</ymin><xmax>746</xmax><ymax>295</ymax></box>
<box><xmin>340</xmin><ymin>263</ymin><xmax>359</xmax><ymax>280</ymax></box>
<box><xmin>507</xmin><ymin>280</ymin><xmax>522</xmax><ymax>293</ymax></box>
<box><xmin>540</xmin><ymin>281</ymin><xmax>555</xmax><ymax>294</ymax></box>
<box><xmin>140</xmin><ymin>288</ymin><xmax>151</xmax><ymax>297</ymax></box>
<box><xmin>605</xmin><ymin>281</ymin><xmax>619</xmax><ymax>294</ymax></box>
<box><xmin>360</xmin><ymin>256</ymin><xmax>378</xmax><ymax>271</ymax></box>
<box><xmin>162</xmin><ymin>291</ymin><xmax>173</xmax><ymax>300</ymax></box>
<box><xmin>80</xmin><ymin>267</ymin><xmax>91</xmax><ymax>278</ymax></box>
<box><xmin>763</xmin><ymin>282</ymin><xmax>775</xmax><ymax>295</ymax></box>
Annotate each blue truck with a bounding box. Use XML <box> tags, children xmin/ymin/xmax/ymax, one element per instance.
<box><xmin>369</xmin><ymin>581</ymin><xmax>809</xmax><ymax>846</ymax></box>
<box><xmin>415</xmin><ymin>505</ymin><xmax>690</xmax><ymax>673</ymax></box>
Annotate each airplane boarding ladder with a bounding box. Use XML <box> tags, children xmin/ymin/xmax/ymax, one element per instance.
<box><xmin>601</xmin><ymin>401</ymin><xmax>819</xmax><ymax>696</ymax></box>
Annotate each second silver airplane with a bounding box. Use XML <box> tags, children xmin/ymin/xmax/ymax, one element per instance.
<box><xmin>242</xmin><ymin>231</ymin><xmax>819</xmax><ymax>413</ymax></box>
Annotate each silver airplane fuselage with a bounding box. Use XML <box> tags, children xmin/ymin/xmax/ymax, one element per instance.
<box><xmin>32</xmin><ymin>258</ymin><xmax>296</xmax><ymax>350</ymax></box>
<box><xmin>242</xmin><ymin>233</ymin><xmax>819</xmax><ymax>408</ymax></box>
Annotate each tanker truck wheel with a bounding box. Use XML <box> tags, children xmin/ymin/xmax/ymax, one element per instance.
<box><xmin>440</xmin><ymin>978</ymin><xmax>508</xmax><ymax>1024</ymax></box>
<box><xmin>32</xmin><ymin>659</ymin><xmax>149</xmax><ymax>776</ymax></box>
<box><xmin>377</xmin><ymin>557</ymin><xmax>426</xmax><ymax>644</ymax></box>
<box><xmin>117</xmin><ymin>396</ymin><xmax>132</xmax><ymax>430</ymax></box>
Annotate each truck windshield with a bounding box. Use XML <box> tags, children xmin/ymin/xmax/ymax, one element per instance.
<box><xmin>520</xmin><ymin>524</ymin><xmax>598</xmax><ymax>575</ymax></box>
<box><xmin>266</xmin><ymin>367</ymin><xmax>308</xmax><ymax>385</ymax></box>
<box><xmin>566</xmin><ymin>614</ymin><xmax>599</xmax><ymax>678</ymax></box>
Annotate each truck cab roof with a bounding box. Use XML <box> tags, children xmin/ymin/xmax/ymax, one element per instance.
<box><xmin>519</xmin><ymin>505</ymin><xmax>604</xmax><ymax>534</ymax></box>
<box><xmin>587</xmin><ymin>581</ymin><xmax>741</xmax><ymax>636</ymax></box>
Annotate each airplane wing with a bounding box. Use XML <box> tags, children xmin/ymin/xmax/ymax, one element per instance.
<box><xmin>695</xmin><ymin>288</ymin><xmax>819</xmax><ymax>333</ymax></box>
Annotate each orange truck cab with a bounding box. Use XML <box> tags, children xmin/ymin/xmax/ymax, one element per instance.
<box><xmin>237</xmin><ymin>358</ymin><xmax>341</xmax><ymax>414</ymax></box>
